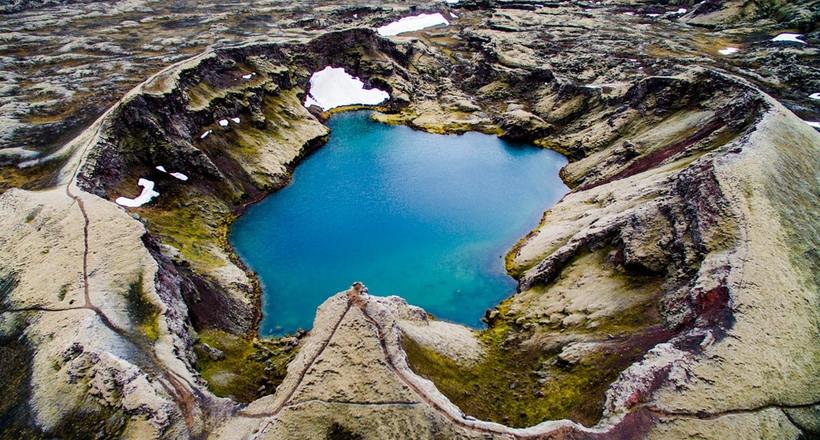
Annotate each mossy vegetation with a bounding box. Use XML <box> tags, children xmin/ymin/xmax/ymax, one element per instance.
<box><xmin>57</xmin><ymin>283</ymin><xmax>70</xmax><ymax>301</ymax></box>
<box><xmin>402</xmin><ymin>310</ymin><xmax>636</xmax><ymax>427</ymax></box>
<box><xmin>514</xmin><ymin>246</ymin><xmax>663</xmax><ymax>326</ymax></box>
<box><xmin>0</xmin><ymin>326</ymin><xmax>53</xmax><ymax>440</ymax></box>
<box><xmin>370</xmin><ymin>110</ymin><xmax>414</xmax><ymax>126</ymax></box>
<box><xmin>534</xmin><ymin>137</ymin><xmax>575</xmax><ymax>160</ymax></box>
<box><xmin>590</xmin><ymin>299</ymin><xmax>659</xmax><ymax>335</ymax></box>
<box><xmin>0</xmin><ymin>315</ymin><xmax>129</xmax><ymax>440</ymax></box>
<box><xmin>140</xmin><ymin>185</ymin><xmax>234</xmax><ymax>272</ymax></box>
<box><xmin>217</xmin><ymin>89</ymin><xmax>328</xmax><ymax>182</ymax></box>
<box><xmin>404</xmin><ymin>245</ymin><xmax>666</xmax><ymax>428</ymax></box>
<box><xmin>502</xmin><ymin>211</ymin><xmax>571</xmax><ymax>279</ymax></box>
<box><xmin>371</xmin><ymin>110</ymin><xmax>503</xmax><ymax>137</ymax></box>
<box><xmin>124</xmin><ymin>274</ymin><xmax>161</xmax><ymax>342</ymax></box>
<box><xmin>195</xmin><ymin>329</ymin><xmax>298</xmax><ymax>403</ymax></box>
<box><xmin>760</xmin><ymin>124</ymin><xmax>820</xmax><ymax>289</ymax></box>
<box><xmin>0</xmin><ymin>271</ymin><xmax>18</xmax><ymax>304</ymax></box>
<box><xmin>24</xmin><ymin>206</ymin><xmax>42</xmax><ymax>223</ymax></box>
<box><xmin>0</xmin><ymin>156</ymin><xmax>67</xmax><ymax>194</ymax></box>
<box><xmin>185</xmin><ymin>76</ymin><xmax>267</xmax><ymax>112</ymax></box>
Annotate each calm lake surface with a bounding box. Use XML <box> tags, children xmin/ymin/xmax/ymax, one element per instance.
<box><xmin>230</xmin><ymin>112</ymin><xmax>568</xmax><ymax>336</ymax></box>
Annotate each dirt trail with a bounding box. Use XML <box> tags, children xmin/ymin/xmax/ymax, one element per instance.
<box><xmin>238</xmin><ymin>300</ymin><xmax>353</xmax><ymax>433</ymax></box>
<box><xmin>239</xmin><ymin>291</ymin><xmax>524</xmax><ymax>438</ymax></box>
<box><xmin>354</xmin><ymin>298</ymin><xmax>521</xmax><ymax>439</ymax></box>
<box><xmin>239</xmin><ymin>290</ymin><xmax>820</xmax><ymax>440</ymax></box>
<box><xmin>0</xmin><ymin>56</ymin><xmax>212</xmax><ymax>432</ymax></box>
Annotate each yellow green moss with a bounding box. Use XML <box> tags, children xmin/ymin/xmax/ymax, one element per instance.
<box><xmin>371</xmin><ymin>110</ymin><xmax>502</xmax><ymax>136</ymax></box>
<box><xmin>184</xmin><ymin>66</ymin><xmax>267</xmax><ymax>111</ymax></box>
<box><xmin>1</xmin><ymin>321</ymin><xmax>130</xmax><ymax>439</ymax></box>
<box><xmin>371</xmin><ymin>110</ymin><xmax>415</xmax><ymax>126</ymax></box>
<box><xmin>124</xmin><ymin>274</ymin><xmax>161</xmax><ymax>342</ymax></box>
<box><xmin>502</xmin><ymin>209</ymin><xmax>570</xmax><ymax>279</ymax></box>
<box><xmin>195</xmin><ymin>329</ymin><xmax>298</xmax><ymax>403</ymax></box>
<box><xmin>534</xmin><ymin>137</ymin><xmax>574</xmax><ymax>158</ymax></box>
<box><xmin>140</xmin><ymin>188</ymin><xmax>233</xmax><ymax>271</ymax></box>
<box><xmin>0</xmin><ymin>157</ymin><xmax>66</xmax><ymax>194</ymax></box>
<box><xmin>402</xmin><ymin>317</ymin><xmax>628</xmax><ymax>427</ymax></box>
<box><xmin>405</xmin><ymin>247</ymin><xmax>664</xmax><ymax>427</ymax></box>
<box><xmin>586</xmin><ymin>299</ymin><xmax>659</xmax><ymax>335</ymax></box>
<box><xmin>210</xmin><ymin>88</ymin><xmax>328</xmax><ymax>190</ymax></box>
<box><xmin>57</xmin><ymin>283</ymin><xmax>70</xmax><ymax>301</ymax></box>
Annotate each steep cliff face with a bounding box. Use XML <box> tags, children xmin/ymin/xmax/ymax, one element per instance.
<box><xmin>0</xmin><ymin>1</ymin><xmax>818</xmax><ymax>439</ymax></box>
<box><xmin>74</xmin><ymin>30</ymin><xmax>410</xmax><ymax>336</ymax></box>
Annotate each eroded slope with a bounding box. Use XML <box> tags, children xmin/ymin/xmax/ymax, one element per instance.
<box><xmin>0</xmin><ymin>2</ymin><xmax>818</xmax><ymax>439</ymax></box>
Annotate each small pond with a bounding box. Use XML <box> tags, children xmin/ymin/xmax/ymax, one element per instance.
<box><xmin>230</xmin><ymin>111</ymin><xmax>568</xmax><ymax>335</ymax></box>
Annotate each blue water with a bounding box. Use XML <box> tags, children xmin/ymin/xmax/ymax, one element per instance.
<box><xmin>230</xmin><ymin>112</ymin><xmax>568</xmax><ymax>336</ymax></box>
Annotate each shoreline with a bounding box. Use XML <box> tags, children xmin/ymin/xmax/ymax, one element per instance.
<box><xmin>232</xmin><ymin>107</ymin><xmax>571</xmax><ymax>339</ymax></box>
<box><xmin>2</xmin><ymin>7</ymin><xmax>817</xmax><ymax>436</ymax></box>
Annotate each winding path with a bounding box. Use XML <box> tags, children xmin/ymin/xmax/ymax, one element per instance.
<box><xmin>238</xmin><ymin>291</ymin><xmax>537</xmax><ymax>439</ymax></box>
<box><xmin>3</xmin><ymin>48</ymin><xmax>814</xmax><ymax>439</ymax></box>
<box><xmin>0</xmin><ymin>53</ymin><xmax>217</xmax><ymax>435</ymax></box>
<box><xmin>237</xmin><ymin>301</ymin><xmax>354</xmax><ymax>421</ymax></box>
<box><xmin>235</xmin><ymin>290</ymin><xmax>819</xmax><ymax>440</ymax></box>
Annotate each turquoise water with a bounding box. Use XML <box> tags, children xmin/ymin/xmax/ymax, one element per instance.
<box><xmin>230</xmin><ymin>112</ymin><xmax>568</xmax><ymax>336</ymax></box>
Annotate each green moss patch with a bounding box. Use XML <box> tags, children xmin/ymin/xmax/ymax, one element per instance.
<box><xmin>124</xmin><ymin>274</ymin><xmax>161</xmax><ymax>342</ymax></box>
<box><xmin>0</xmin><ymin>156</ymin><xmax>66</xmax><ymax>194</ymax></box>
<box><xmin>195</xmin><ymin>329</ymin><xmax>298</xmax><ymax>403</ymax></box>
<box><xmin>759</xmin><ymin>123</ymin><xmax>820</xmax><ymax>289</ymax></box>
<box><xmin>326</xmin><ymin>422</ymin><xmax>364</xmax><ymax>440</ymax></box>
<box><xmin>0</xmin><ymin>271</ymin><xmax>18</xmax><ymax>305</ymax></box>
<box><xmin>140</xmin><ymin>187</ymin><xmax>234</xmax><ymax>271</ymax></box>
<box><xmin>403</xmin><ymin>293</ymin><xmax>661</xmax><ymax>428</ymax></box>
<box><xmin>57</xmin><ymin>283</ymin><xmax>70</xmax><ymax>302</ymax></box>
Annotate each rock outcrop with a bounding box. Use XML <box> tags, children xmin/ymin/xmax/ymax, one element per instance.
<box><xmin>0</xmin><ymin>1</ymin><xmax>817</xmax><ymax>439</ymax></box>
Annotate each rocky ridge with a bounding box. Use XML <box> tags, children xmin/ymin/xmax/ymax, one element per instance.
<box><xmin>0</xmin><ymin>1</ymin><xmax>818</xmax><ymax>439</ymax></box>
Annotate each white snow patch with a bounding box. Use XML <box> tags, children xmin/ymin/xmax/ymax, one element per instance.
<box><xmin>674</xmin><ymin>8</ymin><xmax>687</xmax><ymax>14</ymax></box>
<box><xmin>377</xmin><ymin>13</ymin><xmax>449</xmax><ymax>36</ymax></box>
<box><xmin>624</xmin><ymin>11</ymin><xmax>635</xmax><ymax>16</ymax></box>
<box><xmin>242</xmin><ymin>72</ymin><xmax>255</xmax><ymax>80</ymax></box>
<box><xmin>155</xmin><ymin>165</ymin><xmax>189</xmax><ymax>181</ymax></box>
<box><xmin>647</xmin><ymin>13</ymin><xmax>661</xmax><ymax>18</ymax></box>
<box><xmin>810</xmin><ymin>93</ymin><xmax>820</xmax><ymax>100</ymax></box>
<box><xmin>353</xmin><ymin>13</ymin><xmax>358</xmax><ymax>19</ymax></box>
<box><xmin>451</xmin><ymin>12</ymin><xmax>458</xmax><ymax>18</ymax></box>
<box><xmin>771</xmin><ymin>33</ymin><xmax>805</xmax><ymax>44</ymax></box>
<box><xmin>806</xmin><ymin>121</ymin><xmax>820</xmax><ymax>129</ymax></box>
<box><xmin>231</xmin><ymin>117</ymin><xmax>240</xmax><ymax>124</ymax></box>
<box><xmin>444</xmin><ymin>0</ymin><xmax>459</xmax><ymax>4</ymax></box>
<box><xmin>218</xmin><ymin>119</ymin><xmax>228</xmax><ymax>127</ymax></box>
<box><xmin>199</xmin><ymin>129</ymin><xmax>212</xmax><ymax>139</ymax></box>
<box><xmin>718</xmin><ymin>47</ymin><xmax>739</xmax><ymax>55</ymax></box>
<box><xmin>116</xmin><ymin>178</ymin><xmax>159</xmax><ymax>208</ymax></box>
<box><xmin>303</xmin><ymin>66</ymin><xmax>389</xmax><ymax>111</ymax></box>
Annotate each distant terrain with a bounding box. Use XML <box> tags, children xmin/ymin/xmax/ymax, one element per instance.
<box><xmin>0</xmin><ymin>1</ymin><xmax>817</xmax><ymax>439</ymax></box>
